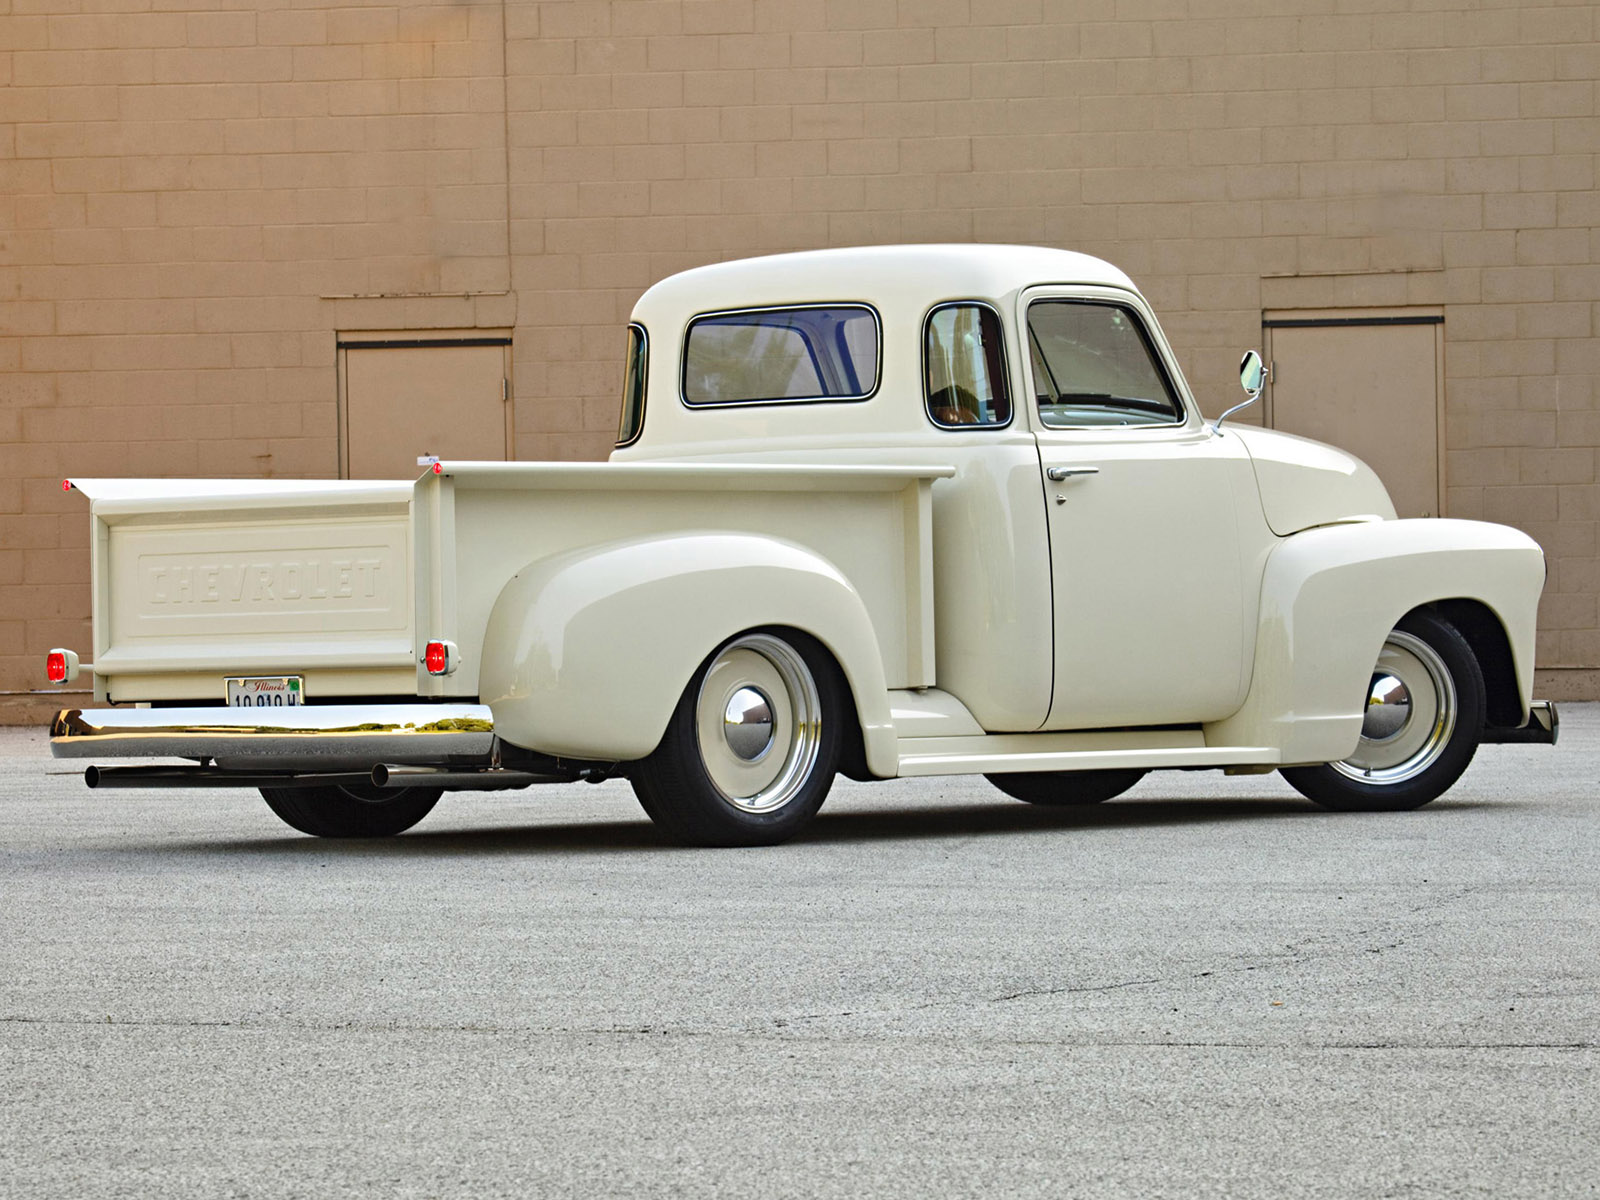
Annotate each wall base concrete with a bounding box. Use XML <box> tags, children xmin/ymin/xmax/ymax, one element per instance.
<box><xmin>1533</xmin><ymin>668</ymin><xmax>1600</xmax><ymax>703</ymax></box>
<box><xmin>0</xmin><ymin>694</ymin><xmax>83</xmax><ymax>727</ymax></box>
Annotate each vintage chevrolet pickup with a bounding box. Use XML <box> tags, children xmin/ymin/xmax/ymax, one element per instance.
<box><xmin>48</xmin><ymin>245</ymin><xmax>1557</xmax><ymax>846</ymax></box>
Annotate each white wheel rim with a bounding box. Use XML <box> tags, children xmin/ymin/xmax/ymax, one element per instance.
<box><xmin>695</xmin><ymin>634</ymin><xmax>822</xmax><ymax>814</ymax></box>
<box><xmin>1331</xmin><ymin>629</ymin><xmax>1456</xmax><ymax>785</ymax></box>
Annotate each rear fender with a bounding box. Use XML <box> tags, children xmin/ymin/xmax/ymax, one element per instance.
<box><xmin>480</xmin><ymin>533</ymin><xmax>895</xmax><ymax>772</ymax></box>
<box><xmin>1205</xmin><ymin>519</ymin><xmax>1545</xmax><ymax>764</ymax></box>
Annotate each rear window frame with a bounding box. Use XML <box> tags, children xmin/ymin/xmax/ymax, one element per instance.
<box><xmin>679</xmin><ymin>303</ymin><xmax>883</xmax><ymax>410</ymax></box>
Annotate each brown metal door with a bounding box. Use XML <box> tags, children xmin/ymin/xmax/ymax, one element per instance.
<box><xmin>1264</xmin><ymin>314</ymin><xmax>1443</xmax><ymax>518</ymax></box>
<box><xmin>341</xmin><ymin>337</ymin><xmax>511</xmax><ymax>479</ymax></box>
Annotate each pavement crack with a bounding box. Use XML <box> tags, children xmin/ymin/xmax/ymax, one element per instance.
<box><xmin>992</xmin><ymin>977</ymin><xmax>1164</xmax><ymax>1002</ymax></box>
<box><xmin>1325</xmin><ymin>1041</ymin><xmax>1596</xmax><ymax>1051</ymax></box>
<box><xmin>2</xmin><ymin>1014</ymin><xmax>240</xmax><ymax>1029</ymax></box>
<box><xmin>3</xmin><ymin>1015</ymin><xmax>1594</xmax><ymax>1053</ymax></box>
<box><xmin>780</xmin><ymin>1011</ymin><xmax>858</xmax><ymax>1025</ymax></box>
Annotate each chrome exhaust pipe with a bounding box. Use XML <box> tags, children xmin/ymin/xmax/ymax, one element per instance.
<box><xmin>82</xmin><ymin>763</ymin><xmax>570</xmax><ymax>792</ymax></box>
<box><xmin>85</xmin><ymin>765</ymin><xmax>373</xmax><ymax>789</ymax></box>
<box><xmin>370</xmin><ymin>764</ymin><xmax>568</xmax><ymax>791</ymax></box>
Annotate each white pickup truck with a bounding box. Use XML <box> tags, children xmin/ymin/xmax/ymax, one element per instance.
<box><xmin>49</xmin><ymin>245</ymin><xmax>1557</xmax><ymax>846</ymax></box>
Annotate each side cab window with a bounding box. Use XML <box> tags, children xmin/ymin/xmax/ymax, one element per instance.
<box><xmin>615</xmin><ymin>323</ymin><xmax>647</xmax><ymax>447</ymax></box>
<box><xmin>1027</xmin><ymin>300</ymin><xmax>1184</xmax><ymax>428</ymax></box>
<box><xmin>924</xmin><ymin>303</ymin><xmax>1012</xmax><ymax>428</ymax></box>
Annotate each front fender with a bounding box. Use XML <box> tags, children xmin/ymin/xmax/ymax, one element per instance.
<box><xmin>1205</xmin><ymin>518</ymin><xmax>1545</xmax><ymax>764</ymax></box>
<box><xmin>479</xmin><ymin>532</ymin><xmax>896</xmax><ymax>772</ymax></box>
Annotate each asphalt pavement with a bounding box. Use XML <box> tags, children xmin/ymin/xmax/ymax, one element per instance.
<box><xmin>2</xmin><ymin>710</ymin><xmax>1596</xmax><ymax>1198</ymax></box>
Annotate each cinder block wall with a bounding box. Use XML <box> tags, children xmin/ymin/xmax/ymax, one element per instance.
<box><xmin>3</xmin><ymin>0</ymin><xmax>1596</xmax><ymax>717</ymax></box>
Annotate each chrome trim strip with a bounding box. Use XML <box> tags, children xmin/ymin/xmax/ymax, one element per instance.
<box><xmin>51</xmin><ymin>704</ymin><xmax>496</xmax><ymax>771</ymax></box>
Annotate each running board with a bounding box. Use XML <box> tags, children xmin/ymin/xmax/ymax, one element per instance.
<box><xmin>896</xmin><ymin>730</ymin><xmax>1278</xmax><ymax>778</ymax></box>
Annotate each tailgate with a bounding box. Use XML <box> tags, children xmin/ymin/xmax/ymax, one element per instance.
<box><xmin>70</xmin><ymin>478</ymin><xmax>421</xmax><ymax>703</ymax></box>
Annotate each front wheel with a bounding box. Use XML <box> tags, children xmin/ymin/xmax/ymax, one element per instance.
<box><xmin>260</xmin><ymin>784</ymin><xmax>442</xmax><ymax>838</ymax></box>
<box><xmin>631</xmin><ymin>630</ymin><xmax>842</xmax><ymax>847</ymax></box>
<box><xmin>1280</xmin><ymin>611</ymin><xmax>1485</xmax><ymax>812</ymax></box>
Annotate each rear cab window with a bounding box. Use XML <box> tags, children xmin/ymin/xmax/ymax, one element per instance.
<box><xmin>1027</xmin><ymin>300</ymin><xmax>1184</xmax><ymax>428</ymax></box>
<box><xmin>682</xmin><ymin>305</ymin><xmax>880</xmax><ymax>407</ymax></box>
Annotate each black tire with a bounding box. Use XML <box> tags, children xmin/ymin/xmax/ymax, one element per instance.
<box><xmin>985</xmin><ymin>769</ymin><xmax>1146</xmax><ymax>806</ymax></box>
<box><xmin>1281</xmin><ymin>610</ymin><xmax>1485</xmax><ymax>812</ymax></box>
<box><xmin>631</xmin><ymin>630</ymin><xmax>843</xmax><ymax>847</ymax></box>
<box><xmin>260</xmin><ymin>784</ymin><xmax>442</xmax><ymax>838</ymax></box>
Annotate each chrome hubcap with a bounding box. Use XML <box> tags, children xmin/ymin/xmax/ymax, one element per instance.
<box><xmin>1333</xmin><ymin>630</ymin><xmax>1455</xmax><ymax>785</ymax></box>
<box><xmin>695</xmin><ymin>634</ymin><xmax>822</xmax><ymax>814</ymax></box>
<box><xmin>1361</xmin><ymin>673</ymin><xmax>1412</xmax><ymax>741</ymax></box>
<box><xmin>723</xmin><ymin>686</ymin><xmax>775</xmax><ymax>761</ymax></box>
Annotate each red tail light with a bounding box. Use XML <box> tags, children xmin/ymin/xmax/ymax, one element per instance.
<box><xmin>47</xmin><ymin>649</ymin><xmax>79</xmax><ymax>683</ymax></box>
<box><xmin>425</xmin><ymin>640</ymin><xmax>455</xmax><ymax>676</ymax></box>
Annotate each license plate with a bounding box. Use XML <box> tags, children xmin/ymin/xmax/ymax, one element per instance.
<box><xmin>226</xmin><ymin>676</ymin><xmax>304</xmax><ymax>707</ymax></box>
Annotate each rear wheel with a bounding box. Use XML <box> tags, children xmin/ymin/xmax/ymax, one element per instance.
<box><xmin>985</xmin><ymin>769</ymin><xmax>1146</xmax><ymax>806</ymax></box>
<box><xmin>1280</xmin><ymin>611</ymin><xmax>1484</xmax><ymax>812</ymax></box>
<box><xmin>632</xmin><ymin>630</ymin><xmax>842</xmax><ymax>847</ymax></box>
<box><xmin>260</xmin><ymin>784</ymin><xmax>442</xmax><ymax>838</ymax></box>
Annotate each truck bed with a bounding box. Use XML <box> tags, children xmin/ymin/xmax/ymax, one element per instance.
<box><xmin>70</xmin><ymin>461</ymin><xmax>950</xmax><ymax>706</ymax></box>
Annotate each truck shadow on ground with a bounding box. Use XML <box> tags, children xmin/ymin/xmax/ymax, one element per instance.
<box><xmin>183</xmin><ymin>795</ymin><xmax>1499</xmax><ymax>857</ymax></box>
<box><xmin>798</xmin><ymin>796</ymin><xmax>1498</xmax><ymax>844</ymax></box>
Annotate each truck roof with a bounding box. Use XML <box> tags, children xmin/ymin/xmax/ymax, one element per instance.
<box><xmin>632</xmin><ymin>244</ymin><xmax>1136</xmax><ymax>325</ymax></box>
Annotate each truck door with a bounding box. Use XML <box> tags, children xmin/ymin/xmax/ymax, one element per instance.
<box><xmin>1023</xmin><ymin>289</ymin><xmax>1260</xmax><ymax>731</ymax></box>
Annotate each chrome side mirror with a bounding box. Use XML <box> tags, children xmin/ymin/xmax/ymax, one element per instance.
<box><xmin>1239</xmin><ymin>349</ymin><xmax>1265</xmax><ymax>394</ymax></box>
<box><xmin>1211</xmin><ymin>350</ymin><xmax>1266</xmax><ymax>436</ymax></box>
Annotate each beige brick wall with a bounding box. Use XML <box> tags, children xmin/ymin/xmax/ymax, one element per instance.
<box><xmin>1</xmin><ymin>0</ymin><xmax>512</xmax><ymax>716</ymax></box>
<box><xmin>2</xmin><ymin>0</ymin><xmax>1597</xmax><ymax>717</ymax></box>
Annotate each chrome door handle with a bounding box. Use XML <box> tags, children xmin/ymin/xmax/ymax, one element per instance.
<box><xmin>1046</xmin><ymin>466</ymin><xmax>1099</xmax><ymax>481</ymax></box>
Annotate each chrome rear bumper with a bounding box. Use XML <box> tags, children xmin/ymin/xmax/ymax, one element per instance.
<box><xmin>50</xmin><ymin>704</ymin><xmax>496</xmax><ymax>771</ymax></box>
